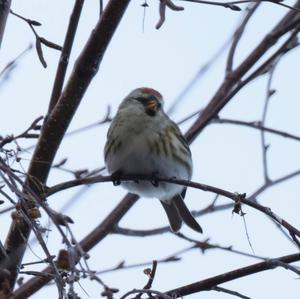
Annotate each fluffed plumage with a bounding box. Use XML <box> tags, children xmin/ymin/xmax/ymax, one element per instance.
<box><xmin>104</xmin><ymin>87</ymin><xmax>202</xmax><ymax>233</ymax></box>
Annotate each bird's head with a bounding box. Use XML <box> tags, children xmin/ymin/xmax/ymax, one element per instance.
<box><xmin>121</xmin><ymin>87</ymin><xmax>164</xmax><ymax>117</ymax></box>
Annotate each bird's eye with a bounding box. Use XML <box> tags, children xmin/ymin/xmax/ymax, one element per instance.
<box><xmin>134</xmin><ymin>96</ymin><xmax>161</xmax><ymax>111</ymax></box>
<box><xmin>135</xmin><ymin>97</ymin><xmax>145</xmax><ymax>103</ymax></box>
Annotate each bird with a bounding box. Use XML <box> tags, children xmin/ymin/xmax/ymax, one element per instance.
<box><xmin>104</xmin><ymin>87</ymin><xmax>202</xmax><ymax>233</ymax></box>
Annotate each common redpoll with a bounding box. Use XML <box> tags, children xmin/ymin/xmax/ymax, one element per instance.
<box><xmin>104</xmin><ymin>87</ymin><xmax>202</xmax><ymax>233</ymax></box>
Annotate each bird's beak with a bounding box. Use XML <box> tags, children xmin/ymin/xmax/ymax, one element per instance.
<box><xmin>146</xmin><ymin>100</ymin><xmax>157</xmax><ymax>112</ymax></box>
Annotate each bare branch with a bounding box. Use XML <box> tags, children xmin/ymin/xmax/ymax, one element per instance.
<box><xmin>45</xmin><ymin>173</ymin><xmax>240</xmax><ymax>198</ymax></box>
<box><xmin>179</xmin><ymin>0</ymin><xmax>300</xmax><ymax>12</ymax></box>
<box><xmin>212</xmin><ymin>118</ymin><xmax>300</xmax><ymax>142</ymax></box>
<box><xmin>121</xmin><ymin>288</ymin><xmax>173</xmax><ymax>299</ymax></box>
<box><xmin>0</xmin><ymin>44</ymin><xmax>32</xmax><ymax>87</ymax></box>
<box><xmin>10</xmin><ymin>9</ymin><xmax>62</xmax><ymax>68</ymax></box>
<box><xmin>249</xmin><ymin>168</ymin><xmax>300</xmax><ymax>199</ymax></box>
<box><xmin>12</xmin><ymin>193</ymin><xmax>139</xmax><ymax>298</ymax></box>
<box><xmin>47</xmin><ymin>0</ymin><xmax>85</xmax><ymax>113</ymax></box>
<box><xmin>226</xmin><ymin>2</ymin><xmax>260</xmax><ymax>74</ymax></box>
<box><xmin>3</xmin><ymin>0</ymin><xmax>131</xmax><ymax>290</ymax></box>
<box><xmin>136</xmin><ymin>260</ymin><xmax>158</xmax><ymax>298</ymax></box>
<box><xmin>0</xmin><ymin>116</ymin><xmax>43</xmax><ymax>148</ymax></box>
<box><xmin>45</xmin><ymin>173</ymin><xmax>300</xmax><ymax>241</ymax></box>
<box><xmin>212</xmin><ymin>286</ymin><xmax>251</xmax><ymax>299</ymax></box>
<box><xmin>114</xmin><ymin>202</ymin><xmax>233</xmax><ymax>237</ymax></box>
<box><xmin>156</xmin><ymin>0</ymin><xmax>184</xmax><ymax>29</ymax></box>
<box><xmin>260</xmin><ymin>60</ymin><xmax>278</xmax><ymax>183</ymax></box>
<box><xmin>163</xmin><ymin>252</ymin><xmax>300</xmax><ymax>297</ymax></box>
<box><xmin>179</xmin><ymin>0</ymin><xmax>241</xmax><ymax>10</ymax></box>
<box><xmin>186</xmin><ymin>5</ymin><xmax>300</xmax><ymax>143</ymax></box>
<box><xmin>0</xmin><ymin>0</ymin><xmax>12</xmax><ymax>47</ymax></box>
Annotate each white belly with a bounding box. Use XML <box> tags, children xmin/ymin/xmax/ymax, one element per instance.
<box><xmin>106</xmin><ymin>134</ymin><xmax>190</xmax><ymax>201</ymax></box>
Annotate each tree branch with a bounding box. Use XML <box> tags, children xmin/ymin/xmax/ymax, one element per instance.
<box><xmin>212</xmin><ymin>117</ymin><xmax>300</xmax><ymax>142</ymax></box>
<box><xmin>3</xmin><ymin>0</ymin><xmax>131</xmax><ymax>290</ymax></box>
<box><xmin>45</xmin><ymin>173</ymin><xmax>300</xmax><ymax>239</ymax></box>
<box><xmin>164</xmin><ymin>253</ymin><xmax>300</xmax><ymax>297</ymax></box>
<box><xmin>185</xmin><ymin>1</ymin><xmax>300</xmax><ymax>142</ymax></box>
<box><xmin>226</xmin><ymin>2</ymin><xmax>260</xmax><ymax>74</ymax></box>
<box><xmin>12</xmin><ymin>194</ymin><xmax>138</xmax><ymax>298</ymax></box>
<box><xmin>0</xmin><ymin>0</ymin><xmax>11</xmax><ymax>48</ymax></box>
<box><xmin>47</xmin><ymin>0</ymin><xmax>85</xmax><ymax>113</ymax></box>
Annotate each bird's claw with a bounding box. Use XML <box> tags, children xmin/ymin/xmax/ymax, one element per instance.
<box><xmin>111</xmin><ymin>171</ymin><xmax>122</xmax><ymax>186</ymax></box>
<box><xmin>151</xmin><ymin>172</ymin><xmax>159</xmax><ymax>187</ymax></box>
<box><xmin>113</xmin><ymin>180</ymin><xmax>121</xmax><ymax>186</ymax></box>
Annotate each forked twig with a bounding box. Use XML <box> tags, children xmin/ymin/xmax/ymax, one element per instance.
<box><xmin>10</xmin><ymin>9</ymin><xmax>62</xmax><ymax>68</ymax></box>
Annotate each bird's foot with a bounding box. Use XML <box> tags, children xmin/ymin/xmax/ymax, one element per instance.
<box><xmin>151</xmin><ymin>172</ymin><xmax>159</xmax><ymax>187</ymax></box>
<box><xmin>111</xmin><ymin>170</ymin><xmax>122</xmax><ymax>186</ymax></box>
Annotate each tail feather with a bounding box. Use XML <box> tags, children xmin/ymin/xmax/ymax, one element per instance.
<box><xmin>173</xmin><ymin>194</ymin><xmax>203</xmax><ymax>233</ymax></box>
<box><xmin>160</xmin><ymin>200</ymin><xmax>182</xmax><ymax>232</ymax></box>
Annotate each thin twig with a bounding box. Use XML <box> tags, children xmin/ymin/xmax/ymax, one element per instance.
<box><xmin>0</xmin><ymin>0</ymin><xmax>12</xmax><ymax>47</ymax></box>
<box><xmin>100</xmin><ymin>0</ymin><xmax>104</xmax><ymax>16</ymax></box>
<box><xmin>163</xmin><ymin>252</ymin><xmax>300</xmax><ymax>298</ymax></box>
<box><xmin>237</xmin><ymin>24</ymin><xmax>300</xmax><ymax>89</ymax></box>
<box><xmin>185</xmin><ymin>10</ymin><xmax>300</xmax><ymax>143</ymax></box>
<box><xmin>0</xmin><ymin>166</ymin><xmax>65</xmax><ymax>297</ymax></box>
<box><xmin>121</xmin><ymin>288</ymin><xmax>173</xmax><ymax>299</ymax></box>
<box><xmin>142</xmin><ymin>260</ymin><xmax>158</xmax><ymax>290</ymax></box>
<box><xmin>212</xmin><ymin>117</ymin><xmax>300</xmax><ymax>142</ymax></box>
<box><xmin>114</xmin><ymin>202</ymin><xmax>233</xmax><ymax>236</ymax></box>
<box><xmin>212</xmin><ymin>286</ymin><xmax>251</xmax><ymax>299</ymax></box>
<box><xmin>175</xmin><ymin>233</ymin><xmax>267</xmax><ymax>260</ymax></box>
<box><xmin>156</xmin><ymin>0</ymin><xmax>184</xmax><ymax>29</ymax></box>
<box><xmin>260</xmin><ymin>60</ymin><xmax>278</xmax><ymax>183</ymax></box>
<box><xmin>0</xmin><ymin>44</ymin><xmax>32</xmax><ymax>87</ymax></box>
<box><xmin>65</xmin><ymin>106</ymin><xmax>112</xmax><ymax>136</ymax></box>
<box><xmin>167</xmin><ymin>36</ymin><xmax>232</xmax><ymax>115</ymax></box>
<box><xmin>10</xmin><ymin>9</ymin><xmax>62</xmax><ymax>68</ymax></box>
<box><xmin>226</xmin><ymin>2</ymin><xmax>260</xmax><ymax>74</ymax></box>
<box><xmin>0</xmin><ymin>116</ymin><xmax>43</xmax><ymax>148</ymax></box>
<box><xmin>12</xmin><ymin>193</ymin><xmax>139</xmax><ymax>299</ymax></box>
<box><xmin>179</xmin><ymin>0</ymin><xmax>241</xmax><ymax>10</ymax></box>
<box><xmin>47</xmin><ymin>0</ymin><xmax>85</xmax><ymax>113</ymax></box>
<box><xmin>249</xmin><ymin>168</ymin><xmax>300</xmax><ymax>199</ymax></box>
<box><xmin>179</xmin><ymin>0</ymin><xmax>300</xmax><ymax>12</ymax></box>
<box><xmin>4</xmin><ymin>0</ymin><xmax>131</xmax><ymax>291</ymax></box>
<box><xmin>267</xmin><ymin>259</ymin><xmax>300</xmax><ymax>276</ymax></box>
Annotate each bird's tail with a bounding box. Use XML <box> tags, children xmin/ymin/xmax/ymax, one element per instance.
<box><xmin>160</xmin><ymin>199</ymin><xmax>182</xmax><ymax>232</ymax></box>
<box><xmin>173</xmin><ymin>194</ymin><xmax>203</xmax><ymax>233</ymax></box>
<box><xmin>160</xmin><ymin>194</ymin><xmax>203</xmax><ymax>233</ymax></box>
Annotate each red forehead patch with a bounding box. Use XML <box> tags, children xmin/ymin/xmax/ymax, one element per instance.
<box><xmin>142</xmin><ymin>87</ymin><xmax>162</xmax><ymax>99</ymax></box>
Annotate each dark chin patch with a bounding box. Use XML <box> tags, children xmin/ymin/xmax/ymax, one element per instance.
<box><xmin>145</xmin><ymin>108</ymin><xmax>156</xmax><ymax>117</ymax></box>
